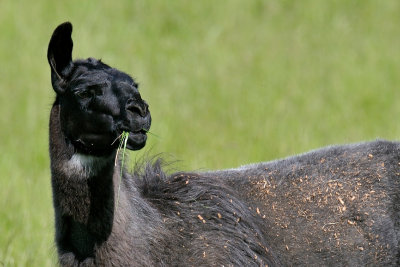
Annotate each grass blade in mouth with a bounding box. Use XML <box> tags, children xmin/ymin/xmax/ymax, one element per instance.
<box><xmin>141</xmin><ymin>128</ymin><xmax>160</xmax><ymax>139</ymax></box>
<box><xmin>115</xmin><ymin>131</ymin><xmax>129</xmax><ymax>210</ymax></box>
<box><xmin>114</xmin><ymin>130</ymin><xmax>156</xmax><ymax>210</ymax></box>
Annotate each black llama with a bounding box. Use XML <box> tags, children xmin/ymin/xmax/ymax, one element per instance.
<box><xmin>48</xmin><ymin>22</ymin><xmax>400</xmax><ymax>266</ymax></box>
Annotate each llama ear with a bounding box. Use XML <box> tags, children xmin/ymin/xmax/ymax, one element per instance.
<box><xmin>47</xmin><ymin>22</ymin><xmax>74</xmax><ymax>94</ymax></box>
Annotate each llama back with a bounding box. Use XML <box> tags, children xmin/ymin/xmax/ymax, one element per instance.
<box><xmin>204</xmin><ymin>139</ymin><xmax>400</xmax><ymax>265</ymax></box>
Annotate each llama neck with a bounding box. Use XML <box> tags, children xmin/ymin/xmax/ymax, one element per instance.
<box><xmin>49</xmin><ymin>103</ymin><xmax>122</xmax><ymax>242</ymax></box>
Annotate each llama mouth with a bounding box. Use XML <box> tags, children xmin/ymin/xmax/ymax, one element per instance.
<box><xmin>125</xmin><ymin>130</ymin><xmax>147</xmax><ymax>150</ymax></box>
<box><xmin>73</xmin><ymin>130</ymin><xmax>147</xmax><ymax>155</ymax></box>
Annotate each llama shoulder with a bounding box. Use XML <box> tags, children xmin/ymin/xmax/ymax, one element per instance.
<box><xmin>134</xmin><ymin>161</ymin><xmax>277</xmax><ymax>265</ymax></box>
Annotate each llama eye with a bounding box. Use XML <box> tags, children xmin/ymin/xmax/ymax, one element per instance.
<box><xmin>75</xmin><ymin>90</ymin><xmax>92</xmax><ymax>99</ymax></box>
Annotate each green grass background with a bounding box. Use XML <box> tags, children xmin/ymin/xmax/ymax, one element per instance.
<box><xmin>1</xmin><ymin>0</ymin><xmax>399</xmax><ymax>265</ymax></box>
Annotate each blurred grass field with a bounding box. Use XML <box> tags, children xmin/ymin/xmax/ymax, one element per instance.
<box><xmin>0</xmin><ymin>0</ymin><xmax>399</xmax><ymax>265</ymax></box>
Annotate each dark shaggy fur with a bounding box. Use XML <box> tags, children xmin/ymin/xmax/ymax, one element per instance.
<box><xmin>48</xmin><ymin>22</ymin><xmax>400</xmax><ymax>266</ymax></box>
<box><xmin>209</xmin><ymin>140</ymin><xmax>400</xmax><ymax>265</ymax></box>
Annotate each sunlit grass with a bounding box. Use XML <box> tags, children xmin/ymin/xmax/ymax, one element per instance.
<box><xmin>1</xmin><ymin>0</ymin><xmax>399</xmax><ymax>265</ymax></box>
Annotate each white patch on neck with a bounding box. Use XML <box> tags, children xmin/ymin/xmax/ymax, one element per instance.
<box><xmin>63</xmin><ymin>153</ymin><xmax>113</xmax><ymax>178</ymax></box>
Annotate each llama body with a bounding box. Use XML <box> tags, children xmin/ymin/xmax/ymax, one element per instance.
<box><xmin>48</xmin><ymin>22</ymin><xmax>400</xmax><ymax>266</ymax></box>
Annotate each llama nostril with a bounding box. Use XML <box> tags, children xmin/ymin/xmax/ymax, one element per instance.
<box><xmin>126</xmin><ymin>99</ymin><xmax>147</xmax><ymax>117</ymax></box>
<box><xmin>143</xmin><ymin>101</ymin><xmax>149</xmax><ymax>113</ymax></box>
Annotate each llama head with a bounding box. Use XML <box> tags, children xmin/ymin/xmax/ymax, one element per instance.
<box><xmin>47</xmin><ymin>22</ymin><xmax>151</xmax><ymax>156</ymax></box>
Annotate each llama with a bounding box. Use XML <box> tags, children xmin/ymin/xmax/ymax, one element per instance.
<box><xmin>48</xmin><ymin>22</ymin><xmax>400</xmax><ymax>266</ymax></box>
